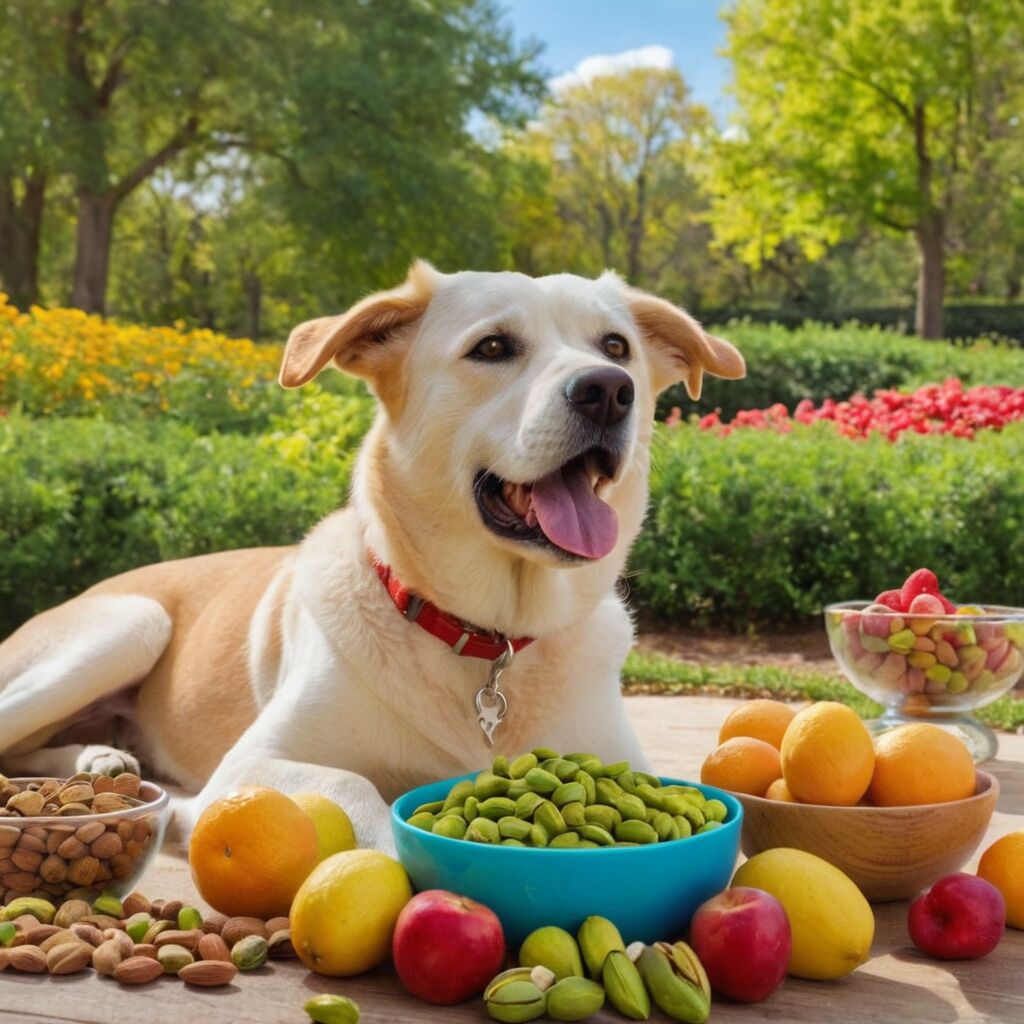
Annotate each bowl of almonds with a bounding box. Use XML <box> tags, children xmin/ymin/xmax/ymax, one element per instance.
<box><xmin>0</xmin><ymin>772</ymin><xmax>169</xmax><ymax>906</ymax></box>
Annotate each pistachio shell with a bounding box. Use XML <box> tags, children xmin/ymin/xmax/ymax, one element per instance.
<box><xmin>304</xmin><ymin>993</ymin><xmax>361</xmax><ymax>1024</ymax></box>
<box><xmin>577</xmin><ymin>915</ymin><xmax>625</xmax><ymax>978</ymax></box>
<box><xmin>545</xmin><ymin>976</ymin><xmax>605</xmax><ymax>1021</ymax></box>
<box><xmin>518</xmin><ymin>926</ymin><xmax>584</xmax><ymax>982</ymax></box>
<box><xmin>484</xmin><ymin>979</ymin><xmax>547</xmax><ymax>1023</ymax></box>
<box><xmin>636</xmin><ymin>942</ymin><xmax>711</xmax><ymax>1024</ymax></box>
<box><xmin>603</xmin><ymin>949</ymin><xmax>651</xmax><ymax>1020</ymax></box>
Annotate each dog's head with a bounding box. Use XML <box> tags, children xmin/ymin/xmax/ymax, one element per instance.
<box><xmin>280</xmin><ymin>263</ymin><xmax>743</xmax><ymax>631</ymax></box>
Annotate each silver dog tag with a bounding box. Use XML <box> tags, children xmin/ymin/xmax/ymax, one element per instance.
<box><xmin>474</xmin><ymin>640</ymin><xmax>514</xmax><ymax>745</ymax></box>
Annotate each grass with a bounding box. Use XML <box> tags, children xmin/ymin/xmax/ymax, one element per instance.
<box><xmin>621</xmin><ymin>651</ymin><xmax>1024</xmax><ymax>732</ymax></box>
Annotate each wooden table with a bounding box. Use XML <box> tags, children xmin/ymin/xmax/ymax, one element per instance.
<box><xmin>3</xmin><ymin>696</ymin><xmax>1022</xmax><ymax>1023</ymax></box>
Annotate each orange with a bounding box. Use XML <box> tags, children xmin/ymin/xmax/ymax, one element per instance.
<box><xmin>780</xmin><ymin>701</ymin><xmax>874</xmax><ymax>806</ymax></box>
<box><xmin>868</xmin><ymin>724</ymin><xmax>975</xmax><ymax>807</ymax></box>
<box><xmin>978</xmin><ymin>831</ymin><xmax>1024</xmax><ymax>929</ymax></box>
<box><xmin>719</xmin><ymin>699</ymin><xmax>797</xmax><ymax>749</ymax></box>
<box><xmin>189</xmin><ymin>785</ymin><xmax>320</xmax><ymax>918</ymax></box>
<box><xmin>701</xmin><ymin>737</ymin><xmax>782</xmax><ymax>796</ymax></box>
<box><xmin>764</xmin><ymin>777</ymin><xmax>799</xmax><ymax>802</ymax></box>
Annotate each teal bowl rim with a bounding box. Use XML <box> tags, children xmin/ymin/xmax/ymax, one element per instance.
<box><xmin>391</xmin><ymin>773</ymin><xmax>743</xmax><ymax>854</ymax></box>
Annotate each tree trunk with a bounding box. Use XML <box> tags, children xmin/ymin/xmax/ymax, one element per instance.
<box><xmin>0</xmin><ymin>173</ymin><xmax>46</xmax><ymax>309</ymax></box>
<box><xmin>71</xmin><ymin>189</ymin><xmax>117</xmax><ymax>314</ymax></box>
<box><xmin>914</xmin><ymin>212</ymin><xmax>945</xmax><ymax>339</ymax></box>
<box><xmin>627</xmin><ymin>170</ymin><xmax>647</xmax><ymax>284</ymax></box>
<box><xmin>244</xmin><ymin>271</ymin><xmax>262</xmax><ymax>340</ymax></box>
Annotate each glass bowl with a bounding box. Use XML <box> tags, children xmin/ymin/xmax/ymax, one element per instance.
<box><xmin>825</xmin><ymin>601</ymin><xmax>1024</xmax><ymax>761</ymax></box>
<box><xmin>0</xmin><ymin>779</ymin><xmax>169</xmax><ymax>906</ymax></box>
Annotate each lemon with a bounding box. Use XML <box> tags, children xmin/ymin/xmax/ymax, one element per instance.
<box><xmin>290</xmin><ymin>792</ymin><xmax>358</xmax><ymax>860</ymax></box>
<box><xmin>732</xmin><ymin>848</ymin><xmax>874</xmax><ymax>980</ymax></box>
<box><xmin>290</xmin><ymin>849</ymin><xmax>412</xmax><ymax>976</ymax></box>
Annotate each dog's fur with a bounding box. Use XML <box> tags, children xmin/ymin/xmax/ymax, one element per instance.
<box><xmin>0</xmin><ymin>263</ymin><xmax>743</xmax><ymax>851</ymax></box>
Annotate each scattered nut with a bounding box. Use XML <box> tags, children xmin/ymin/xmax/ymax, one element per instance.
<box><xmin>113</xmin><ymin>955</ymin><xmax>164</xmax><ymax>985</ymax></box>
<box><xmin>178</xmin><ymin>959</ymin><xmax>238</xmax><ymax>986</ymax></box>
<box><xmin>221</xmin><ymin>916</ymin><xmax>267</xmax><ymax>946</ymax></box>
<box><xmin>47</xmin><ymin>940</ymin><xmax>92</xmax><ymax>975</ymax></box>
<box><xmin>196</xmin><ymin>932</ymin><xmax>232</xmax><ymax>962</ymax></box>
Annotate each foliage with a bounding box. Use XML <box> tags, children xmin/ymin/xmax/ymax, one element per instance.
<box><xmin>669</xmin><ymin>320</ymin><xmax>1024</xmax><ymax>421</ymax></box>
<box><xmin>621</xmin><ymin>652</ymin><xmax>1024</xmax><ymax>731</ymax></box>
<box><xmin>631</xmin><ymin>421</ymin><xmax>1024</xmax><ymax>629</ymax></box>
<box><xmin>707</xmin><ymin>0</ymin><xmax>1024</xmax><ymax>335</ymax></box>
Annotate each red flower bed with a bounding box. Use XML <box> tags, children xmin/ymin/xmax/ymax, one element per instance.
<box><xmin>685</xmin><ymin>379</ymin><xmax>1024</xmax><ymax>441</ymax></box>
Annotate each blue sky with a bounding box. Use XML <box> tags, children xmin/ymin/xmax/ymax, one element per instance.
<box><xmin>502</xmin><ymin>0</ymin><xmax>732</xmax><ymax>118</ymax></box>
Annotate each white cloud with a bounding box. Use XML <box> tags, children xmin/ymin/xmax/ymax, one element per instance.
<box><xmin>548</xmin><ymin>45</ymin><xmax>675</xmax><ymax>94</ymax></box>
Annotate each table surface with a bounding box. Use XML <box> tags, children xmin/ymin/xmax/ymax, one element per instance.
<box><xmin>2</xmin><ymin>695</ymin><xmax>1022</xmax><ymax>1024</ymax></box>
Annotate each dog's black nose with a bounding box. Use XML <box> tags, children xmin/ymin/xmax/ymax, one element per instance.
<box><xmin>565</xmin><ymin>367</ymin><xmax>635</xmax><ymax>427</ymax></box>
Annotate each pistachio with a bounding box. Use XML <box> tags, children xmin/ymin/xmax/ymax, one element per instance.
<box><xmin>508</xmin><ymin>753</ymin><xmax>539</xmax><ymax>779</ymax></box>
<box><xmin>533</xmin><ymin>801</ymin><xmax>566</xmax><ymax>838</ymax></box>
<box><xmin>575</xmin><ymin>770</ymin><xmax>596</xmax><ymax>805</ymax></box>
<box><xmin>267</xmin><ymin>928</ymin><xmax>295</xmax><ymax>958</ymax></box>
<box><xmin>304</xmin><ymin>993</ymin><xmax>361</xmax><ymax>1024</ymax></box>
<box><xmin>485</xmin><ymin>966</ymin><xmax>556</xmax><ymax>996</ymax></box>
<box><xmin>577</xmin><ymin>915</ymin><xmax>626</xmax><ymax>978</ymax></box>
<box><xmin>545</xmin><ymin>976</ymin><xmax>606</xmax><ymax>1021</ymax></box>
<box><xmin>8</xmin><ymin>790</ymin><xmax>45</xmax><ymax>816</ymax></box>
<box><xmin>635</xmin><ymin>783</ymin><xmax>665</xmax><ymax>809</ymax></box>
<box><xmin>466</xmin><ymin>816</ymin><xmax>501</xmax><ymax>843</ymax></box>
<box><xmin>0</xmin><ymin>922</ymin><xmax>15</xmax><ymax>946</ymax></box>
<box><xmin>92</xmin><ymin>937</ymin><xmax>126</xmax><ymax>976</ymax></box>
<box><xmin>582</xmin><ymin>804</ymin><xmax>621</xmax><ymax>831</ymax></box>
<box><xmin>432</xmin><ymin>815</ymin><xmax>468</xmax><ymax>840</ymax></box>
<box><xmin>552</xmin><ymin>759</ymin><xmax>581</xmax><ymax>782</ymax></box>
<box><xmin>478</xmin><ymin>797</ymin><xmax>518</xmax><ymax>820</ymax></box>
<box><xmin>551</xmin><ymin>782</ymin><xmax>585</xmax><ymax>808</ymax></box>
<box><xmin>92</xmin><ymin>893</ymin><xmax>124</xmax><ymax>918</ymax></box>
<box><xmin>615</xmin><ymin>794</ymin><xmax>648</xmax><ymax>822</ymax></box>
<box><xmin>633</xmin><ymin>772</ymin><xmax>661</xmax><ymax>789</ymax></box>
<box><xmin>2</xmin><ymin>896</ymin><xmax>55</xmax><ymax>924</ymax></box>
<box><xmin>142</xmin><ymin>919</ymin><xmax>173</xmax><ymax>944</ymax></box>
<box><xmin>547</xmin><ymin>831</ymin><xmax>580</xmax><ymax>848</ymax></box>
<box><xmin>602</xmin><ymin>949</ymin><xmax>649</xmax><ymax>1019</ymax></box>
<box><xmin>595</xmin><ymin>778</ymin><xmax>623</xmax><ymax>804</ymax></box>
<box><xmin>636</xmin><ymin>941</ymin><xmax>711</xmax><ymax>1024</ymax></box>
<box><xmin>158</xmin><ymin>943</ymin><xmax>195</xmax><ymax>974</ymax></box>
<box><xmin>70</xmin><ymin>922</ymin><xmax>105</xmax><ymax>946</ymax></box>
<box><xmin>474</xmin><ymin>771</ymin><xmax>511</xmax><ymax>799</ymax></box>
<box><xmin>523</xmin><ymin>768</ymin><xmax>560</xmax><ymax>794</ymax></box>
<box><xmin>124</xmin><ymin>911</ymin><xmax>153</xmax><ymax>942</ymax></box>
<box><xmin>485</xmin><ymin>979</ymin><xmax>547</xmax><ymax>1022</ymax></box>
<box><xmin>616</xmin><ymin>771</ymin><xmax>638</xmax><ymax>794</ymax></box>
<box><xmin>697</xmin><ymin>821</ymin><xmax>723</xmax><ymax>834</ymax></box>
<box><xmin>464</xmin><ymin>795</ymin><xmax>480</xmax><ymax>821</ymax></box>
<box><xmin>442</xmin><ymin>780</ymin><xmax>475</xmax><ymax>811</ymax></box>
<box><xmin>52</xmin><ymin>898</ymin><xmax>92</xmax><ymax>929</ymax></box>
<box><xmin>43</xmin><ymin>939</ymin><xmax>89</xmax><ymax>975</ymax></box>
<box><xmin>575</xmin><ymin>824</ymin><xmax>614</xmax><ymax>846</ymax></box>
<box><xmin>530</xmin><ymin>746</ymin><xmax>560</xmax><ymax>760</ymax></box>
<box><xmin>492</xmin><ymin>755</ymin><xmax>511</xmax><ymax>777</ymax></box>
<box><xmin>498</xmin><ymin>816</ymin><xmax>533</xmax><ymax>841</ymax></box>
<box><xmin>514</xmin><ymin>792</ymin><xmax>544</xmax><ymax>819</ymax></box>
<box><xmin>703</xmin><ymin>799</ymin><xmax>727</xmax><ymax>823</ymax></box>
<box><xmin>528</xmin><ymin>823</ymin><xmax>548</xmax><ymax>847</ymax></box>
<box><xmin>407</xmin><ymin>811</ymin><xmax>435</xmax><ymax>831</ymax></box>
<box><xmin>411</xmin><ymin>799</ymin><xmax>445</xmax><ymax>816</ymax></box>
<box><xmin>506</xmin><ymin>779</ymin><xmax>530</xmax><ymax>800</ymax></box>
<box><xmin>518</xmin><ymin>925</ymin><xmax>584</xmax><ymax>982</ymax></box>
<box><xmin>672</xmin><ymin>815</ymin><xmax>693</xmax><ymax>838</ymax></box>
<box><xmin>177</xmin><ymin>906</ymin><xmax>204</xmax><ymax>931</ymax></box>
<box><xmin>615</xmin><ymin>819</ymin><xmax>659</xmax><ymax>844</ymax></box>
<box><xmin>231</xmin><ymin>934</ymin><xmax>269</xmax><ymax>970</ymax></box>
<box><xmin>653</xmin><ymin>811</ymin><xmax>681</xmax><ymax>842</ymax></box>
<box><xmin>560</xmin><ymin>801</ymin><xmax>586</xmax><ymax>828</ymax></box>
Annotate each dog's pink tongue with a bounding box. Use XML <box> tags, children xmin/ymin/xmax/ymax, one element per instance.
<box><xmin>531</xmin><ymin>463</ymin><xmax>618</xmax><ymax>559</ymax></box>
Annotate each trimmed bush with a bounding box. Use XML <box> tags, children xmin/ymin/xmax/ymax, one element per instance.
<box><xmin>630</xmin><ymin>421</ymin><xmax>1024</xmax><ymax>628</ymax></box>
<box><xmin>665</xmin><ymin>321</ymin><xmax>1024</xmax><ymax>421</ymax></box>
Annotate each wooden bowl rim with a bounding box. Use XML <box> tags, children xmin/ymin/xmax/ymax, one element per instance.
<box><xmin>733</xmin><ymin>768</ymin><xmax>998</xmax><ymax>814</ymax></box>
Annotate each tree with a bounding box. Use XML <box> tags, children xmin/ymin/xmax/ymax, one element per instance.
<box><xmin>504</xmin><ymin>66</ymin><xmax>712</xmax><ymax>297</ymax></box>
<box><xmin>708</xmin><ymin>0</ymin><xmax>1024</xmax><ymax>337</ymax></box>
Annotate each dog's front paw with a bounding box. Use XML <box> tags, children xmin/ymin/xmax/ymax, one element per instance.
<box><xmin>76</xmin><ymin>745</ymin><xmax>141</xmax><ymax>778</ymax></box>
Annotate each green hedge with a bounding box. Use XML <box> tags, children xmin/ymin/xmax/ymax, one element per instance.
<box><xmin>630</xmin><ymin>421</ymin><xmax>1024</xmax><ymax>628</ymax></box>
<box><xmin>666</xmin><ymin>321</ymin><xmax>1024</xmax><ymax>421</ymax></box>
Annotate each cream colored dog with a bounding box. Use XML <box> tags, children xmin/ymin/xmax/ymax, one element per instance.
<box><xmin>0</xmin><ymin>263</ymin><xmax>743</xmax><ymax>851</ymax></box>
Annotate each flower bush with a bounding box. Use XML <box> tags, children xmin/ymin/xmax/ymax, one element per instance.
<box><xmin>693</xmin><ymin>379</ymin><xmax>1024</xmax><ymax>441</ymax></box>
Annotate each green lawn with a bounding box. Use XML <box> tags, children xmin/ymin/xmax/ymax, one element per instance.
<box><xmin>622</xmin><ymin>651</ymin><xmax>1024</xmax><ymax>732</ymax></box>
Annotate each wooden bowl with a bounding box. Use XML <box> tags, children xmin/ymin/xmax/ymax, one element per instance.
<box><xmin>734</xmin><ymin>770</ymin><xmax>999</xmax><ymax>902</ymax></box>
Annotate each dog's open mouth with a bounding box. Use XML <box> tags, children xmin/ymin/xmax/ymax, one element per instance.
<box><xmin>474</xmin><ymin>447</ymin><xmax>621</xmax><ymax>561</ymax></box>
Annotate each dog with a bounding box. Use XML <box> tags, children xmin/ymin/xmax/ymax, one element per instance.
<box><xmin>0</xmin><ymin>262</ymin><xmax>744</xmax><ymax>852</ymax></box>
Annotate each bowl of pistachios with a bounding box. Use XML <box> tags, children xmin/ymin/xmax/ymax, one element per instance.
<box><xmin>391</xmin><ymin>748</ymin><xmax>742</xmax><ymax>945</ymax></box>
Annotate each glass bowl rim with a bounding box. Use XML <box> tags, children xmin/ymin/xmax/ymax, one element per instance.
<box><xmin>825</xmin><ymin>600</ymin><xmax>1024</xmax><ymax>623</ymax></box>
<box><xmin>1</xmin><ymin>777</ymin><xmax>169</xmax><ymax>826</ymax></box>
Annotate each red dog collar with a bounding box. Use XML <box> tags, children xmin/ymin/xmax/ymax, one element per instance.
<box><xmin>373</xmin><ymin>558</ymin><xmax>534</xmax><ymax>660</ymax></box>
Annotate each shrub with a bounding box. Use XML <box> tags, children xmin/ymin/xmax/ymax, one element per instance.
<box><xmin>629</xmin><ymin>421</ymin><xmax>1024</xmax><ymax>629</ymax></box>
<box><xmin>665</xmin><ymin>321</ymin><xmax>1024</xmax><ymax>421</ymax></box>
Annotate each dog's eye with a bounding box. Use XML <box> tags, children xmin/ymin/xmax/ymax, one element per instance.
<box><xmin>601</xmin><ymin>334</ymin><xmax>630</xmax><ymax>360</ymax></box>
<box><xmin>469</xmin><ymin>334</ymin><xmax>514</xmax><ymax>361</ymax></box>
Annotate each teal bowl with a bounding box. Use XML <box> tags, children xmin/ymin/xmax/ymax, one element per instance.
<box><xmin>391</xmin><ymin>775</ymin><xmax>742</xmax><ymax>946</ymax></box>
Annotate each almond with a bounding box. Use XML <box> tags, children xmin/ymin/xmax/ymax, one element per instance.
<box><xmin>66</xmin><ymin>855</ymin><xmax>100</xmax><ymax>887</ymax></box>
<box><xmin>113</xmin><ymin>955</ymin><xmax>164</xmax><ymax>984</ymax></box>
<box><xmin>8</xmin><ymin>945</ymin><xmax>47</xmax><ymax>973</ymax></box>
<box><xmin>56</xmin><ymin>836</ymin><xmax>87</xmax><ymax>860</ymax></box>
<box><xmin>132</xmin><ymin>943</ymin><xmax>158</xmax><ymax>959</ymax></box>
<box><xmin>73</xmin><ymin>821</ymin><xmax>105</xmax><ymax>844</ymax></box>
<box><xmin>15</xmin><ymin>833</ymin><xmax>46</xmax><ymax>854</ymax></box>
<box><xmin>39</xmin><ymin>854</ymin><xmax>68</xmax><ymax>883</ymax></box>
<box><xmin>265</xmin><ymin>916</ymin><xmax>290</xmax><ymax>934</ymax></box>
<box><xmin>121</xmin><ymin>891</ymin><xmax>151</xmax><ymax>917</ymax></box>
<box><xmin>221</xmin><ymin>916</ymin><xmax>267</xmax><ymax>946</ymax></box>
<box><xmin>22</xmin><ymin>923</ymin><xmax>61</xmax><ymax>946</ymax></box>
<box><xmin>47</xmin><ymin>940</ymin><xmax>92</xmax><ymax>975</ymax></box>
<box><xmin>92</xmin><ymin>938</ymin><xmax>125</xmax><ymax>976</ymax></box>
<box><xmin>10</xmin><ymin>848</ymin><xmax>42</xmax><ymax>872</ymax></box>
<box><xmin>178</xmin><ymin>959</ymin><xmax>238</xmax><ymax>986</ymax></box>
<box><xmin>196</xmin><ymin>933</ymin><xmax>232</xmax><ymax>962</ymax></box>
<box><xmin>157</xmin><ymin>899</ymin><xmax>183</xmax><ymax>921</ymax></box>
<box><xmin>90</xmin><ymin>832</ymin><xmax>123</xmax><ymax>859</ymax></box>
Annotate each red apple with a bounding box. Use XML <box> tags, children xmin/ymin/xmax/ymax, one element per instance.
<box><xmin>689</xmin><ymin>887</ymin><xmax>792</xmax><ymax>1002</ymax></box>
<box><xmin>392</xmin><ymin>889</ymin><xmax>505</xmax><ymax>1004</ymax></box>
<box><xmin>908</xmin><ymin>873</ymin><xmax>1006</xmax><ymax>960</ymax></box>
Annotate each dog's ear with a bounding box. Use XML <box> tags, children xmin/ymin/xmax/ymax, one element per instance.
<box><xmin>626</xmin><ymin>289</ymin><xmax>745</xmax><ymax>399</ymax></box>
<box><xmin>279</xmin><ymin>261</ymin><xmax>437</xmax><ymax>389</ymax></box>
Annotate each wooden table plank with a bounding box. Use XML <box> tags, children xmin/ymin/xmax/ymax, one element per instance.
<box><xmin>2</xmin><ymin>696</ymin><xmax>1022</xmax><ymax>1024</ymax></box>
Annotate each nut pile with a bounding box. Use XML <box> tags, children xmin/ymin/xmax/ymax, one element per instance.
<box><xmin>0</xmin><ymin>891</ymin><xmax>296</xmax><ymax>986</ymax></box>
<box><xmin>485</xmin><ymin>916</ymin><xmax>711</xmax><ymax>1023</ymax></box>
<box><xmin>0</xmin><ymin>772</ymin><xmax>157</xmax><ymax>903</ymax></box>
<box><xmin>406</xmin><ymin>749</ymin><xmax>729</xmax><ymax>847</ymax></box>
